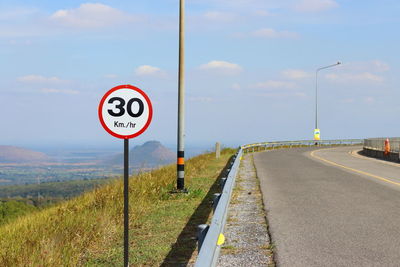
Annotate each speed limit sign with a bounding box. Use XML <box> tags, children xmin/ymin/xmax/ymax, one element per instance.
<box><xmin>98</xmin><ymin>84</ymin><xmax>153</xmax><ymax>266</ymax></box>
<box><xmin>98</xmin><ymin>84</ymin><xmax>153</xmax><ymax>139</ymax></box>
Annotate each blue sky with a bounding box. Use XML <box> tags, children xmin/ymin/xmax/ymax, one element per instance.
<box><xmin>1</xmin><ymin>0</ymin><xmax>399</xmax><ymax>149</ymax></box>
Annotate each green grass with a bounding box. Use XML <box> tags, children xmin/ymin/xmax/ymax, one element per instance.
<box><xmin>0</xmin><ymin>149</ymin><xmax>235</xmax><ymax>266</ymax></box>
<box><xmin>0</xmin><ymin>200</ymin><xmax>38</xmax><ymax>226</ymax></box>
<box><xmin>221</xmin><ymin>245</ymin><xmax>239</xmax><ymax>255</ymax></box>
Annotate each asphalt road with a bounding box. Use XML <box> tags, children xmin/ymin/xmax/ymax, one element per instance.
<box><xmin>254</xmin><ymin>146</ymin><xmax>400</xmax><ymax>267</ymax></box>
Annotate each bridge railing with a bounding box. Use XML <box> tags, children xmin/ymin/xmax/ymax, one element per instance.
<box><xmin>242</xmin><ymin>139</ymin><xmax>362</xmax><ymax>153</ymax></box>
<box><xmin>364</xmin><ymin>137</ymin><xmax>400</xmax><ymax>153</ymax></box>
<box><xmin>194</xmin><ymin>138</ymin><xmax>362</xmax><ymax>267</ymax></box>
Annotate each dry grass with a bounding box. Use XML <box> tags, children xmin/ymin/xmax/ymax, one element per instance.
<box><xmin>0</xmin><ymin>149</ymin><xmax>235</xmax><ymax>266</ymax></box>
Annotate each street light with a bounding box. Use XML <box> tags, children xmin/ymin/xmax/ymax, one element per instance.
<box><xmin>314</xmin><ymin>61</ymin><xmax>341</xmax><ymax>141</ymax></box>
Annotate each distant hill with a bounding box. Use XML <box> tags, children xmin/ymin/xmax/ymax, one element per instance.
<box><xmin>0</xmin><ymin>146</ymin><xmax>50</xmax><ymax>163</ymax></box>
<box><xmin>106</xmin><ymin>141</ymin><xmax>175</xmax><ymax>167</ymax></box>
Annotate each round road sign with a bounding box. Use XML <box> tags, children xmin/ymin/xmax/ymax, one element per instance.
<box><xmin>98</xmin><ymin>84</ymin><xmax>153</xmax><ymax>139</ymax></box>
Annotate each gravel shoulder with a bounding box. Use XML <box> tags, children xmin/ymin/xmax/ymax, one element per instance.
<box><xmin>217</xmin><ymin>153</ymin><xmax>274</xmax><ymax>267</ymax></box>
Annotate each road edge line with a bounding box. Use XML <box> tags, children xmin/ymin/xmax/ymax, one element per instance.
<box><xmin>348</xmin><ymin>150</ymin><xmax>400</xmax><ymax>168</ymax></box>
<box><xmin>310</xmin><ymin>149</ymin><xmax>400</xmax><ymax>187</ymax></box>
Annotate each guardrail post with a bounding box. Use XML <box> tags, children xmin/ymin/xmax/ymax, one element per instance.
<box><xmin>215</xmin><ymin>142</ymin><xmax>221</xmax><ymax>159</ymax></box>
<box><xmin>220</xmin><ymin>178</ymin><xmax>227</xmax><ymax>190</ymax></box>
<box><xmin>197</xmin><ymin>224</ymin><xmax>210</xmax><ymax>251</ymax></box>
<box><xmin>212</xmin><ymin>193</ymin><xmax>221</xmax><ymax>212</ymax></box>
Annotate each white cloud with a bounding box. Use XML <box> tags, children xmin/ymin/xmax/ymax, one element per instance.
<box><xmin>49</xmin><ymin>3</ymin><xmax>135</xmax><ymax>29</ymax></box>
<box><xmin>254</xmin><ymin>80</ymin><xmax>296</xmax><ymax>89</ymax></box>
<box><xmin>325</xmin><ymin>72</ymin><xmax>384</xmax><ymax>83</ymax></box>
<box><xmin>364</xmin><ymin>97</ymin><xmax>375</xmax><ymax>104</ymax></box>
<box><xmin>341</xmin><ymin>98</ymin><xmax>355</xmax><ymax>104</ymax></box>
<box><xmin>0</xmin><ymin>8</ymin><xmax>38</xmax><ymax>20</ymax></box>
<box><xmin>371</xmin><ymin>60</ymin><xmax>390</xmax><ymax>72</ymax></box>
<box><xmin>339</xmin><ymin>60</ymin><xmax>390</xmax><ymax>73</ymax></box>
<box><xmin>199</xmin><ymin>60</ymin><xmax>242</xmax><ymax>74</ymax></box>
<box><xmin>231</xmin><ymin>83</ymin><xmax>242</xmax><ymax>91</ymax></box>
<box><xmin>294</xmin><ymin>0</ymin><xmax>338</xmax><ymax>12</ymax></box>
<box><xmin>104</xmin><ymin>74</ymin><xmax>118</xmax><ymax>79</ymax></box>
<box><xmin>254</xmin><ymin>10</ymin><xmax>272</xmax><ymax>17</ymax></box>
<box><xmin>203</xmin><ymin>0</ymin><xmax>279</xmax><ymax>10</ymax></box>
<box><xmin>204</xmin><ymin>11</ymin><xmax>236</xmax><ymax>22</ymax></box>
<box><xmin>134</xmin><ymin>65</ymin><xmax>165</xmax><ymax>77</ymax></box>
<box><xmin>251</xmin><ymin>28</ymin><xmax>299</xmax><ymax>39</ymax></box>
<box><xmin>18</xmin><ymin>74</ymin><xmax>64</xmax><ymax>84</ymax></box>
<box><xmin>257</xmin><ymin>92</ymin><xmax>306</xmax><ymax>98</ymax></box>
<box><xmin>40</xmin><ymin>88</ymin><xmax>79</xmax><ymax>95</ymax></box>
<box><xmin>282</xmin><ymin>69</ymin><xmax>310</xmax><ymax>79</ymax></box>
<box><xmin>8</xmin><ymin>39</ymin><xmax>33</xmax><ymax>46</ymax></box>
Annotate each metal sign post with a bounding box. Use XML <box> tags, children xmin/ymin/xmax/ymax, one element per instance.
<box><xmin>124</xmin><ymin>138</ymin><xmax>129</xmax><ymax>266</ymax></box>
<box><xmin>98</xmin><ymin>84</ymin><xmax>153</xmax><ymax>267</ymax></box>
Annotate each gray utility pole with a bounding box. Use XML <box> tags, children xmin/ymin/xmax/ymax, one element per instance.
<box><xmin>177</xmin><ymin>0</ymin><xmax>185</xmax><ymax>190</ymax></box>
<box><xmin>315</xmin><ymin>62</ymin><xmax>341</xmax><ymax>129</ymax></box>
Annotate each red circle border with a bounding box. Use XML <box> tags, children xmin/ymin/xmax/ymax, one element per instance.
<box><xmin>98</xmin><ymin>84</ymin><xmax>153</xmax><ymax>139</ymax></box>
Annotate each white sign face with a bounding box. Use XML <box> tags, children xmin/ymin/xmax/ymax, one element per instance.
<box><xmin>98</xmin><ymin>85</ymin><xmax>153</xmax><ymax>139</ymax></box>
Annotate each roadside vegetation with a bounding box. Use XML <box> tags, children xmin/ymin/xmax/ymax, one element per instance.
<box><xmin>0</xmin><ymin>164</ymin><xmax>119</xmax><ymax>186</ymax></box>
<box><xmin>0</xmin><ymin>178</ymin><xmax>112</xmax><ymax>199</ymax></box>
<box><xmin>0</xmin><ymin>201</ymin><xmax>38</xmax><ymax>226</ymax></box>
<box><xmin>0</xmin><ymin>148</ymin><xmax>235</xmax><ymax>266</ymax></box>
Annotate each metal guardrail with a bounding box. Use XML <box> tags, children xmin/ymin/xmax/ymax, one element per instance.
<box><xmin>194</xmin><ymin>139</ymin><xmax>362</xmax><ymax>267</ymax></box>
<box><xmin>195</xmin><ymin>149</ymin><xmax>242</xmax><ymax>267</ymax></box>
<box><xmin>364</xmin><ymin>137</ymin><xmax>400</xmax><ymax>153</ymax></box>
<box><xmin>242</xmin><ymin>139</ymin><xmax>362</xmax><ymax>152</ymax></box>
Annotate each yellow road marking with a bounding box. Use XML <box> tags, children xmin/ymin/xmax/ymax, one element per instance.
<box><xmin>348</xmin><ymin>150</ymin><xmax>400</xmax><ymax>168</ymax></box>
<box><xmin>310</xmin><ymin>149</ymin><xmax>400</xmax><ymax>187</ymax></box>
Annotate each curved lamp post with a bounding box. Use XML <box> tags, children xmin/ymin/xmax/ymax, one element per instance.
<box><xmin>314</xmin><ymin>61</ymin><xmax>341</xmax><ymax>141</ymax></box>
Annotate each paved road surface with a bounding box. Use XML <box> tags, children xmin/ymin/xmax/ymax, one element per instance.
<box><xmin>254</xmin><ymin>146</ymin><xmax>400</xmax><ymax>267</ymax></box>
